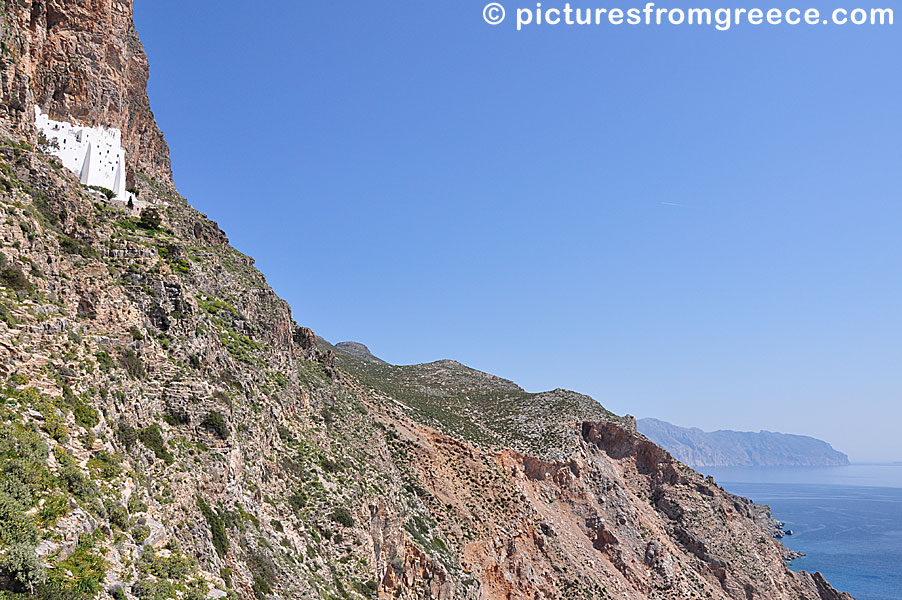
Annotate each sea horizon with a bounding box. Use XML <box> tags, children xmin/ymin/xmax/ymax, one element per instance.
<box><xmin>702</xmin><ymin>465</ymin><xmax>902</xmax><ymax>600</ymax></box>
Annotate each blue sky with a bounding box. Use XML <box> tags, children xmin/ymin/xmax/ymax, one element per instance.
<box><xmin>133</xmin><ymin>1</ymin><xmax>899</xmax><ymax>461</ymax></box>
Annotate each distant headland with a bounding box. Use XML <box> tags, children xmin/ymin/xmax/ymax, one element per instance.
<box><xmin>638</xmin><ymin>418</ymin><xmax>850</xmax><ymax>468</ymax></box>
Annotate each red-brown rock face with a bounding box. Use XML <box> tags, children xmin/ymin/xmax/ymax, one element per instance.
<box><xmin>0</xmin><ymin>0</ymin><xmax>171</xmax><ymax>186</ymax></box>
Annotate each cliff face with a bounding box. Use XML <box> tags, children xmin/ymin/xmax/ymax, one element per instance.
<box><xmin>0</xmin><ymin>0</ymin><xmax>172</xmax><ymax>186</ymax></box>
<box><xmin>638</xmin><ymin>418</ymin><xmax>851</xmax><ymax>468</ymax></box>
<box><xmin>0</xmin><ymin>3</ymin><xmax>855</xmax><ymax>600</ymax></box>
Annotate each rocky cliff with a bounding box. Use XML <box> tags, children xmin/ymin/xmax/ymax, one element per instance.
<box><xmin>1</xmin><ymin>0</ymin><xmax>171</xmax><ymax>187</ymax></box>
<box><xmin>638</xmin><ymin>418</ymin><xmax>850</xmax><ymax>468</ymax></box>
<box><xmin>0</xmin><ymin>2</ymin><xmax>854</xmax><ymax>600</ymax></box>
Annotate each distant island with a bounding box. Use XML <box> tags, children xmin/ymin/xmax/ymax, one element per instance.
<box><xmin>638</xmin><ymin>418</ymin><xmax>850</xmax><ymax>468</ymax></box>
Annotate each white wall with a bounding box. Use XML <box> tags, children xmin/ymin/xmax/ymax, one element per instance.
<box><xmin>34</xmin><ymin>106</ymin><xmax>129</xmax><ymax>201</ymax></box>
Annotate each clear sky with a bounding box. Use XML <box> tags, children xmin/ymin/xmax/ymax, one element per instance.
<box><xmin>133</xmin><ymin>1</ymin><xmax>900</xmax><ymax>462</ymax></box>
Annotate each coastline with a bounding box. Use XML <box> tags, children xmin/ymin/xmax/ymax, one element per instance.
<box><xmin>704</xmin><ymin>465</ymin><xmax>902</xmax><ymax>600</ymax></box>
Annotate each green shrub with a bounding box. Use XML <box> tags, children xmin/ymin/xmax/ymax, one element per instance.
<box><xmin>120</xmin><ymin>349</ymin><xmax>145</xmax><ymax>379</ymax></box>
<box><xmin>52</xmin><ymin>447</ymin><xmax>76</xmax><ymax>469</ymax></box>
<box><xmin>58</xmin><ymin>235</ymin><xmax>97</xmax><ymax>259</ymax></box>
<box><xmin>36</xmin><ymin>494</ymin><xmax>69</xmax><ymax>527</ymax></box>
<box><xmin>138</xmin><ymin>424</ymin><xmax>173</xmax><ymax>465</ymax></box>
<box><xmin>331</xmin><ymin>507</ymin><xmax>354</xmax><ymax>528</ymax></box>
<box><xmin>286</xmin><ymin>490</ymin><xmax>306</xmax><ymax>515</ymax></box>
<box><xmin>116</xmin><ymin>422</ymin><xmax>138</xmax><ymax>450</ymax></box>
<box><xmin>0</xmin><ymin>421</ymin><xmax>50</xmax><ymax>510</ymax></box>
<box><xmin>79</xmin><ymin>430</ymin><xmax>96</xmax><ymax>450</ymax></box>
<box><xmin>39</xmin><ymin>403</ymin><xmax>69</xmax><ymax>442</ymax></box>
<box><xmin>354</xmin><ymin>579</ymin><xmax>378</xmax><ymax>598</ymax></box>
<box><xmin>86</xmin><ymin>185</ymin><xmax>116</xmax><ymax>200</ymax></box>
<box><xmin>184</xmin><ymin>579</ymin><xmax>208</xmax><ymax>600</ymax></box>
<box><xmin>133</xmin><ymin>577</ymin><xmax>177</xmax><ymax>600</ymax></box>
<box><xmin>320</xmin><ymin>458</ymin><xmax>341</xmax><ymax>473</ymax></box>
<box><xmin>7</xmin><ymin>373</ymin><xmax>28</xmax><ymax>386</ymax></box>
<box><xmin>276</xmin><ymin>425</ymin><xmax>294</xmax><ymax>443</ymax></box>
<box><xmin>247</xmin><ymin>552</ymin><xmax>276</xmax><ymax>600</ymax></box>
<box><xmin>251</xmin><ymin>575</ymin><xmax>271</xmax><ymax>600</ymax></box>
<box><xmin>0</xmin><ymin>493</ymin><xmax>38</xmax><ymax>546</ymax></box>
<box><xmin>95</xmin><ymin>350</ymin><xmax>114</xmax><ymax>372</ymax></box>
<box><xmin>0</xmin><ymin>265</ymin><xmax>30</xmax><ymax>291</ymax></box>
<box><xmin>37</xmin><ymin>132</ymin><xmax>59</xmax><ymax>152</ymax></box>
<box><xmin>71</xmin><ymin>396</ymin><xmax>99</xmax><ymax>429</ymax></box>
<box><xmin>197</xmin><ymin>496</ymin><xmax>228</xmax><ymax>557</ymax></box>
<box><xmin>137</xmin><ymin>208</ymin><xmax>162</xmax><ymax>231</ymax></box>
<box><xmin>0</xmin><ymin>541</ymin><xmax>45</xmax><ymax>591</ymax></box>
<box><xmin>131</xmin><ymin>524</ymin><xmax>150</xmax><ymax>544</ymax></box>
<box><xmin>128</xmin><ymin>494</ymin><xmax>148</xmax><ymax>514</ymax></box>
<box><xmin>58</xmin><ymin>465</ymin><xmax>97</xmax><ymax>503</ymax></box>
<box><xmin>88</xmin><ymin>450</ymin><xmax>121</xmax><ymax>480</ymax></box>
<box><xmin>27</xmin><ymin>585</ymin><xmax>92</xmax><ymax>600</ymax></box>
<box><xmin>0</xmin><ymin>302</ymin><xmax>18</xmax><ymax>326</ymax></box>
<box><xmin>106</xmin><ymin>502</ymin><xmax>130</xmax><ymax>530</ymax></box>
<box><xmin>140</xmin><ymin>543</ymin><xmax>194</xmax><ymax>580</ymax></box>
<box><xmin>162</xmin><ymin>405</ymin><xmax>190</xmax><ymax>427</ymax></box>
<box><xmin>46</xmin><ymin>534</ymin><xmax>106</xmax><ymax>595</ymax></box>
<box><xmin>200</xmin><ymin>412</ymin><xmax>229</xmax><ymax>440</ymax></box>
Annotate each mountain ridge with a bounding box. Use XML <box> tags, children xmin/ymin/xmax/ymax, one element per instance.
<box><xmin>332</xmin><ymin>341</ymin><xmax>387</xmax><ymax>365</ymax></box>
<box><xmin>638</xmin><ymin>418</ymin><xmax>850</xmax><ymax>468</ymax></box>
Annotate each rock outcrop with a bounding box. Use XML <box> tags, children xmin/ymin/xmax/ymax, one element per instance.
<box><xmin>334</xmin><ymin>341</ymin><xmax>387</xmax><ymax>365</ymax></box>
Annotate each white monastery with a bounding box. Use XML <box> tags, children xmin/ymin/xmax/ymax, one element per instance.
<box><xmin>34</xmin><ymin>105</ymin><xmax>133</xmax><ymax>202</ymax></box>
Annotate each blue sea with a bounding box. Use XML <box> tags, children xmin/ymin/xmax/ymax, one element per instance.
<box><xmin>701</xmin><ymin>465</ymin><xmax>902</xmax><ymax>600</ymax></box>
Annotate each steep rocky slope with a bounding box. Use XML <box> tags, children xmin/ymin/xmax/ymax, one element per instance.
<box><xmin>638</xmin><ymin>418</ymin><xmax>850</xmax><ymax>468</ymax></box>
<box><xmin>0</xmin><ymin>2</ymin><xmax>853</xmax><ymax>600</ymax></box>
